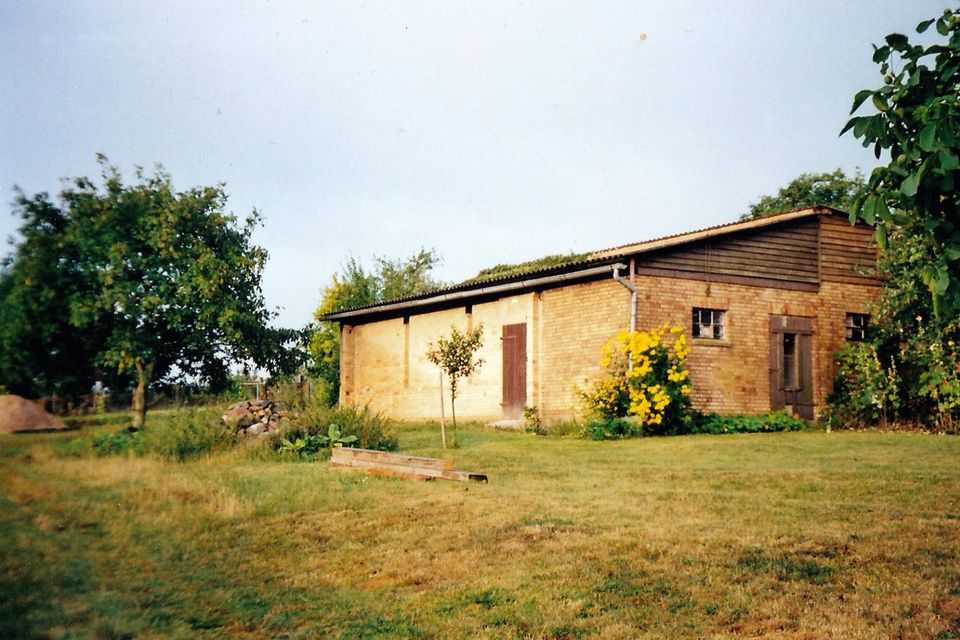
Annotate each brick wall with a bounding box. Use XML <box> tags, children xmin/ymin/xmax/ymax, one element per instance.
<box><xmin>340</xmin><ymin>275</ymin><xmax>879</xmax><ymax>423</ymax></box>
<box><xmin>341</xmin><ymin>294</ymin><xmax>534</xmax><ymax>422</ymax></box>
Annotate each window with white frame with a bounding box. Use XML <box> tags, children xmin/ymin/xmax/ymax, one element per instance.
<box><xmin>692</xmin><ymin>308</ymin><xmax>726</xmax><ymax>340</ymax></box>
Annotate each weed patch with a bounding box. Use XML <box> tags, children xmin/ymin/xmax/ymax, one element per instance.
<box><xmin>737</xmin><ymin>547</ymin><xmax>838</xmax><ymax>584</ymax></box>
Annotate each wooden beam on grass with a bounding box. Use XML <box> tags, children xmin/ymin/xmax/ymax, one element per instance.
<box><xmin>329</xmin><ymin>447</ymin><xmax>488</xmax><ymax>483</ymax></box>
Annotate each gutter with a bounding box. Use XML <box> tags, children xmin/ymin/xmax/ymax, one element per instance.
<box><xmin>323</xmin><ymin>262</ymin><xmax>628</xmax><ymax>322</ymax></box>
<box><xmin>612</xmin><ymin>263</ymin><xmax>638</xmax><ymax>334</ymax></box>
<box><xmin>612</xmin><ymin>262</ymin><xmax>638</xmax><ymax>370</ymax></box>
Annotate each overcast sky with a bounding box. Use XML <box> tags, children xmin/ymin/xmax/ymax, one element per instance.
<box><xmin>0</xmin><ymin>1</ymin><xmax>949</xmax><ymax>329</ymax></box>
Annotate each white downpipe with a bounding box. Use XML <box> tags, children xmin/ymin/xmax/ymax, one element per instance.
<box><xmin>612</xmin><ymin>264</ymin><xmax>638</xmax><ymax>369</ymax></box>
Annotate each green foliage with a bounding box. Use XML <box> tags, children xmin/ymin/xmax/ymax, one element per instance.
<box><xmin>0</xmin><ymin>192</ymin><xmax>125</xmax><ymax>399</ymax></box>
<box><xmin>91</xmin><ymin>429</ymin><xmax>138</xmax><ymax>456</ymax></box>
<box><xmin>278</xmin><ymin>424</ymin><xmax>358</xmax><ymax>459</ymax></box>
<box><xmin>523</xmin><ymin>406</ymin><xmax>545</xmax><ymax>435</ymax></box>
<box><xmin>742</xmin><ymin>169</ymin><xmax>867</xmax><ymax>220</ymax></box>
<box><xmin>689</xmin><ymin>411</ymin><xmax>807</xmax><ymax>435</ymax></box>
<box><xmin>465</xmin><ymin>252</ymin><xmax>591</xmax><ymax>284</ymax></box>
<box><xmin>309</xmin><ymin>249</ymin><xmax>445</xmax><ymax>404</ymax></box>
<box><xmin>275</xmin><ymin>401</ymin><xmax>398</xmax><ymax>453</ymax></box>
<box><xmin>842</xmin><ymin>8</ymin><xmax>960</xmax><ymax>320</ymax></box>
<box><xmin>1</xmin><ymin>157</ymin><xmax>303</xmax><ymax>423</ymax></box>
<box><xmin>826</xmin><ymin>343</ymin><xmax>900</xmax><ymax>429</ymax></box>
<box><xmin>138</xmin><ymin>407</ymin><xmax>237</xmax><ymax>461</ymax></box>
<box><xmin>80</xmin><ymin>407</ymin><xmax>236</xmax><ymax>460</ymax></box>
<box><xmin>426</xmin><ymin>324</ymin><xmax>484</xmax><ymax>432</ymax></box>
<box><xmin>827</xmin><ymin>11</ymin><xmax>960</xmax><ymax>430</ymax></box>
<box><xmin>581</xmin><ymin>412</ymin><xmax>804</xmax><ymax>440</ymax></box>
<box><xmin>582</xmin><ymin>418</ymin><xmax>641</xmax><ymax>440</ymax></box>
<box><xmin>903</xmin><ymin>322</ymin><xmax>960</xmax><ymax>431</ymax></box>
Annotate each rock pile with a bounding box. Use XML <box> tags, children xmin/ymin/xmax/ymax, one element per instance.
<box><xmin>222</xmin><ymin>399</ymin><xmax>289</xmax><ymax>437</ymax></box>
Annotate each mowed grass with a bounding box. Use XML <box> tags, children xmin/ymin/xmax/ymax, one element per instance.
<box><xmin>2</xmin><ymin>419</ymin><xmax>960</xmax><ymax>639</ymax></box>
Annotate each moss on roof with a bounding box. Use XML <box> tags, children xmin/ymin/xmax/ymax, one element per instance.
<box><xmin>462</xmin><ymin>252</ymin><xmax>592</xmax><ymax>285</ymax></box>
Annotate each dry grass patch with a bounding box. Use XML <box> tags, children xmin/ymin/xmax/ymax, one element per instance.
<box><xmin>1</xmin><ymin>424</ymin><xmax>959</xmax><ymax>638</ymax></box>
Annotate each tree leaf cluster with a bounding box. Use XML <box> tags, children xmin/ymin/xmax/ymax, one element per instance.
<box><xmin>741</xmin><ymin>169</ymin><xmax>867</xmax><ymax>220</ymax></box>
<box><xmin>842</xmin><ymin>8</ymin><xmax>960</xmax><ymax>319</ymax></box>
<box><xmin>308</xmin><ymin>249</ymin><xmax>446</xmax><ymax>403</ymax></box>
<box><xmin>426</xmin><ymin>324</ymin><xmax>484</xmax><ymax>430</ymax></box>
<box><xmin>0</xmin><ymin>158</ymin><xmax>302</xmax><ymax>423</ymax></box>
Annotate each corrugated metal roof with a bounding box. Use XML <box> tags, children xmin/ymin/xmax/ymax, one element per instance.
<box><xmin>320</xmin><ymin>205</ymin><xmax>844</xmax><ymax>321</ymax></box>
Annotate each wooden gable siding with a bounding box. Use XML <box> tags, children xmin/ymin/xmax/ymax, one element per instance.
<box><xmin>818</xmin><ymin>214</ymin><xmax>880</xmax><ymax>285</ymax></box>
<box><xmin>632</xmin><ymin>218</ymin><xmax>820</xmax><ymax>290</ymax></box>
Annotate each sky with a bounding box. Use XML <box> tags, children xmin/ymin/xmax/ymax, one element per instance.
<box><xmin>0</xmin><ymin>0</ymin><xmax>951</xmax><ymax>330</ymax></box>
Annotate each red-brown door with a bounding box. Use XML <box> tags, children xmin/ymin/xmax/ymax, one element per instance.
<box><xmin>502</xmin><ymin>323</ymin><xmax>527</xmax><ymax>420</ymax></box>
<box><xmin>769</xmin><ymin>315</ymin><xmax>814</xmax><ymax>419</ymax></box>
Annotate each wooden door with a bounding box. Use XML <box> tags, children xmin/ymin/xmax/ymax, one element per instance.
<box><xmin>501</xmin><ymin>323</ymin><xmax>527</xmax><ymax>420</ymax></box>
<box><xmin>769</xmin><ymin>316</ymin><xmax>814</xmax><ymax>419</ymax></box>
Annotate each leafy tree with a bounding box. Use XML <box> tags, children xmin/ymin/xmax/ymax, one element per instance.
<box><xmin>0</xmin><ymin>193</ymin><xmax>123</xmax><ymax>400</ymax></box>
<box><xmin>309</xmin><ymin>249</ymin><xmax>445</xmax><ymax>404</ymax></box>
<box><xmin>827</xmin><ymin>9</ymin><xmax>960</xmax><ymax>431</ymax></box>
<box><xmin>3</xmin><ymin>158</ymin><xmax>301</xmax><ymax>427</ymax></box>
<box><xmin>426</xmin><ymin>324</ymin><xmax>484</xmax><ymax>447</ymax></box>
<box><xmin>842</xmin><ymin>7</ymin><xmax>960</xmax><ymax>320</ymax></box>
<box><xmin>741</xmin><ymin>169</ymin><xmax>867</xmax><ymax>220</ymax></box>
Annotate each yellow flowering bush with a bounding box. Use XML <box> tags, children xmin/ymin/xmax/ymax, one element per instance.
<box><xmin>582</xmin><ymin>324</ymin><xmax>694</xmax><ymax>437</ymax></box>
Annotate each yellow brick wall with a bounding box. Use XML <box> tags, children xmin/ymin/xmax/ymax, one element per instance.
<box><xmin>340</xmin><ymin>275</ymin><xmax>879</xmax><ymax>423</ymax></box>
<box><xmin>538</xmin><ymin>279</ymin><xmax>633</xmax><ymax>422</ymax></box>
<box><xmin>341</xmin><ymin>294</ymin><xmax>534</xmax><ymax>421</ymax></box>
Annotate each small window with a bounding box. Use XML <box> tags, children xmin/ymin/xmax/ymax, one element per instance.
<box><xmin>846</xmin><ymin>313</ymin><xmax>869</xmax><ymax>342</ymax></box>
<box><xmin>692</xmin><ymin>308</ymin><xmax>726</xmax><ymax>340</ymax></box>
<box><xmin>783</xmin><ymin>333</ymin><xmax>798</xmax><ymax>390</ymax></box>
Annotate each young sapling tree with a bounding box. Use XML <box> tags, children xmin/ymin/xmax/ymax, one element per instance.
<box><xmin>426</xmin><ymin>324</ymin><xmax>484</xmax><ymax>447</ymax></box>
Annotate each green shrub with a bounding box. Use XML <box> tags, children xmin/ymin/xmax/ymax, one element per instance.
<box><xmin>91</xmin><ymin>429</ymin><xmax>138</xmax><ymax>456</ymax></box>
<box><xmin>273</xmin><ymin>401</ymin><xmax>398</xmax><ymax>454</ymax></box>
<box><xmin>689</xmin><ymin>411</ymin><xmax>807</xmax><ymax>435</ymax></box>
<box><xmin>524</xmin><ymin>406</ymin><xmax>545</xmax><ymax>435</ymax></box>
<box><xmin>278</xmin><ymin>424</ymin><xmax>358</xmax><ymax>460</ymax></box>
<box><xmin>826</xmin><ymin>343</ymin><xmax>900</xmax><ymax>429</ymax></box>
<box><xmin>582</xmin><ymin>418</ymin><xmax>641</xmax><ymax>440</ymax></box>
<box><xmin>76</xmin><ymin>407</ymin><xmax>236</xmax><ymax>461</ymax></box>
<box><xmin>138</xmin><ymin>407</ymin><xmax>236</xmax><ymax>461</ymax></box>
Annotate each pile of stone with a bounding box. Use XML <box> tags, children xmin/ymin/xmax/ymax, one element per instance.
<box><xmin>222</xmin><ymin>399</ymin><xmax>289</xmax><ymax>437</ymax></box>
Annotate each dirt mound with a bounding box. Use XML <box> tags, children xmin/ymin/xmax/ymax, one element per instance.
<box><xmin>0</xmin><ymin>395</ymin><xmax>70</xmax><ymax>434</ymax></box>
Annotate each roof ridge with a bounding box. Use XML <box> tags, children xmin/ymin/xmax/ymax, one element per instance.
<box><xmin>320</xmin><ymin>206</ymin><xmax>846</xmax><ymax>321</ymax></box>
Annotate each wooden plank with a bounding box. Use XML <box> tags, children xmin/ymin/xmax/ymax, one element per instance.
<box><xmin>331</xmin><ymin>457</ymin><xmax>449</xmax><ymax>478</ymax></box>
<box><xmin>331</xmin><ymin>447</ymin><xmax>453</xmax><ymax>471</ymax></box>
<box><xmin>633</xmin><ymin>266</ymin><xmax>821</xmax><ymax>292</ymax></box>
<box><xmin>821</xmin><ymin>273</ymin><xmax>884</xmax><ymax>286</ymax></box>
<box><xmin>717</xmin><ymin>239</ymin><xmax>820</xmax><ymax>259</ymax></box>
<box><xmin>665</xmin><ymin>244</ymin><xmax>821</xmax><ymax>269</ymax></box>
<box><xmin>329</xmin><ymin>447</ymin><xmax>488</xmax><ymax>483</ymax></box>
<box><xmin>821</xmin><ymin>238</ymin><xmax>877</xmax><ymax>256</ymax></box>
<box><xmin>647</xmin><ymin>251</ymin><xmax>818</xmax><ymax>276</ymax></box>
<box><xmin>442</xmin><ymin>469</ymin><xmax>489</xmax><ymax>482</ymax></box>
<box><xmin>638</xmin><ymin>261</ymin><xmax>819</xmax><ymax>283</ymax></box>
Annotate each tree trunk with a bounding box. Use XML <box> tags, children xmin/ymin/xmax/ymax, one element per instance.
<box><xmin>131</xmin><ymin>359</ymin><xmax>154</xmax><ymax>430</ymax></box>
<box><xmin>439</xmin><ymin>369</ymin><xmax>447</xmax><ymax>449</ymax></box>
<box><xmin>450</xmin><ymin>377</ymin><xmax>457</xmax><ymax>448</ymax></box>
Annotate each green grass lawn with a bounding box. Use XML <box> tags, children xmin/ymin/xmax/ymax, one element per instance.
<box><xmin>2</xmin><ymin>418</ymin><xmax>959</xmax><ymax>639</ymax></box>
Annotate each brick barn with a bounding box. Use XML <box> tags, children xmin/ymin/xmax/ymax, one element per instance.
<box><xmin>321</xmin><ymin>207</ymin><xmax>880</xmax><ymax>423</ymax></box>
